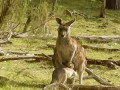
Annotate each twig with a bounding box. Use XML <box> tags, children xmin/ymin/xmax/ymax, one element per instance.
<box><xmin>0</xmin><ymin>23</ymin><xmax>20</xmax><ymax>44</ymax></box>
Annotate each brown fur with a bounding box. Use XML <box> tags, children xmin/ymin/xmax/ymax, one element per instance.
<box><xmin>51</xmin><ymin>67</ymin><xmax>77</xmax><ymax>84</ymax></box>
<box><xmin>52</xmin><ymin>18</ymin><xmax>86</xmax><ymax>84</ymax></box>
<box><xmin>44</xmin><ymin>67</ymin><xmax>76</xmax><ymax>90</ymax></box>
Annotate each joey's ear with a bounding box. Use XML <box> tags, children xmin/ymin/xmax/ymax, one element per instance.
<box><xmin>56</xmin><ymin>18</ymin><xmax>62</xmax><ymax>25</ymax></box>
<box><xmin>65</xmin><ymin>19</ymin><xmax>75</xmax><ymax>26</ymax></box>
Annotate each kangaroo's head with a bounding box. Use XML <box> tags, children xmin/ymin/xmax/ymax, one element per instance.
<box><xmin>56</xmin><ymin>18</ymin><xmax>75</xmax><ymax>38</ymax></box>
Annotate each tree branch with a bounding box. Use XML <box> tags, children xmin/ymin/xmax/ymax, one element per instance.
<box><xmin>85</xmin><ymin>68</ymin><xmax>113</xmax><ymax>86</ymax></box>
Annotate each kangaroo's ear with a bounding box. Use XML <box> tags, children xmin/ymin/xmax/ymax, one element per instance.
<box><xmin>56</xmin><ymin>18</ymin><xmax>62</xmax><ymax>25</ymax></box>
<box><xmin>65</xmin><ymin>19</ymin><xmax>75</xmax><ymax>26</ymax></box>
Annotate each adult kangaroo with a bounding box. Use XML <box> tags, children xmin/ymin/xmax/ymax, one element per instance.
<box><xmin>52</xmin><ymin>18</ymin><xmax>86</xmax><ymax>84</ymax></box>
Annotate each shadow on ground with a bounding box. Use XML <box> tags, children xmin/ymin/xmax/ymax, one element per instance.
<box><xmin>0</xmin><ymin>76</ymin><xmax>45</xmax><ymax>88</ymax></box>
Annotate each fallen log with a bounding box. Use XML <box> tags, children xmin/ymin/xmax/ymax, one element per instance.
<box><xmin>41</xmin><ymin>36</ymin><xmax>120</xmax><ymax>43</ymax></box>
<box><xmin>44</xmin><ymin>83</ymin><xmax>71</xmax><ymax>90</ymax></box>
<box><xmin>11</xmin><ymin>35</ymin><xmax>120</xmax><ymax>43</ymax></box>
<box><xmin>83</xmin><ymin>45</ymin><xmax>120</xmax><ymax>51</ymax></box>
<box><xmin>76</xmin><ymin>36</ymin><xmax>120</xmax><ymax>43</ymax></box>
<box><xmin>7</xmin><ymin>51</ymin><xmax>43</xmax><ymax>56</ymax></box>
<box><xmin>87</xmin><ymin>58</ymin><xmax>120</xmax><ymax>69</ymax></box>
<box><xmin>44</xmin><ymin>84</ymin><xmax>119</xmax><ymax>90</ymax></box>
<box><xmin>0</xmin><ymin>56</ymin><xmax>45</xmax><ymax>62</ymax></box>
<box><xmin>85</xmin><ymin>68</ymin><xmax>113</xmax><ymax>86</ymax></box>
<box><xmin>1</xmin><ymin>53</ymin><xmax>119</xmax><ymax>69</ymax></box>
<box><xmin>0</xmin><ymin>40</ymin><xmax>12</xmax><ymax>44</ymax></box>
<box><xmin>47</xmin><ymin>44</ymin><xmax>120</xmax><ymax>52</ymax></box>
<box><xmin>43</xmin><ymin>54</ymin><xmax>120</xmax><ymax>69</ymax></box>
<box><xmin>68</xmin><ymin>85</ymin><xmax>120</xmax><ymax>90</ymax></box>
<box><xmin>12</xmin><ymin>33</ymin><xmax>29</xmax><ymax>38</ymax></box>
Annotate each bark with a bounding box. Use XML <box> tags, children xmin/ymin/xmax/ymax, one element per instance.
<box><xmin>106</xmin><ymin>0</ymin><xmax>120</xmax><ymax>10</ymax></box>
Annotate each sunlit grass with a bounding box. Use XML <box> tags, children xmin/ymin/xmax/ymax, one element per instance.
<box><xmin>0</xmin><ymin>0</ymin><xmax>120</xmax><ymax>89</ymax></box>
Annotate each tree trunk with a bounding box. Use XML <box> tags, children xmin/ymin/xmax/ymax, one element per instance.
<box><xmin>49</xmin><ymin>0</ymin><xmax>57</xmax><ymax>16</ymax></box>
<box><xmin>22</xmin><ymin>16</ymin><xmax>31</xmax><ymax>33</ymax></box>
<box><xmin>99</xmin><ymin>0</ymin><xmax>106</xmax><ymax>18</ymax></box>
<box><xmin>106</xmin><ymin>0</ymin><xmax>120</xmax><ymax>9</ymax></box>
<box><xmin>0</xmin><ymin>0</ymin><xmax>11</xmax><ymax>27</ymax></box>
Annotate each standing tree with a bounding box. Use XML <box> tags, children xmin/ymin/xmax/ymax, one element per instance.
<box><xmin>0</xmin><ymin>0</ymin><xmax>11</xmax><ymax>27</ymax></box>
<box><xmin>49</xmin><ymin>0</ymin><xmax>57</xmax><ymax>16</ymax></box>
<box><xmin>106</xmin><ymin>0</ymin><xmax>120</xmax><ymax>9</ymax></box>
<box><xmin>22</xmin><ymin>0</ymin><xmax>32</xmax><ymax>33</ymax></box>
<box><xmin>99</xmin><ymin>0</ymin><xmax>106</xmax><ymax>18</ymax></box>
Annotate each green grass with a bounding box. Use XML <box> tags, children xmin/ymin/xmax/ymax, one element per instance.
<box><xmin>0</xmin><ymin>0</ymin><xmax>120</xmax><ymax>90</ymax></box>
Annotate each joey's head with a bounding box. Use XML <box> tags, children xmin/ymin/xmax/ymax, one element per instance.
<box><xmin>56</xmin><ymin>18</ymin><xmax>75</xmax><ymax>38</ymax></box>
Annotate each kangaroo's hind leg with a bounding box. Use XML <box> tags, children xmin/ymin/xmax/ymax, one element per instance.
<box><xmin>77</xmin><ymin>62</ymin><xmax>86</xmax><ymax>84</ymax></box>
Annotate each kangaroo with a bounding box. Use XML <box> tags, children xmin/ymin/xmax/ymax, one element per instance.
<box><xmin>52</xmin><ymin>18</ymin><xmax>86</xmax><ymax>84</ymax></box>
<box><xmin>44</xmin><ymin>67</ymin><xmax>77</xmax><ymax>90</ymax></box>
<box><xmin>51</xmin><ymin>67</ymin><xmax>77</xmax><ymax>84</ymax></box>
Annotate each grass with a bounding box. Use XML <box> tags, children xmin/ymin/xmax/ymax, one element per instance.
<box><xmin>0</xmin><ymin>0</ymin><xmax>120</xmax><ymax>90</ymax></box>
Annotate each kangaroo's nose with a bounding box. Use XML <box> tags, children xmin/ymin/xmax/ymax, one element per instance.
<box><xmin>61</xmin><ymin>32</ymin><xmax>66</xmax><ymax>37</ymax></box>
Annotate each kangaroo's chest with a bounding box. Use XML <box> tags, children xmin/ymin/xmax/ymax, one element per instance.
<box><xmin>59</xmin><ymin>44</ymin><xmax>74</xmax><ymax>62</ymax></box>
